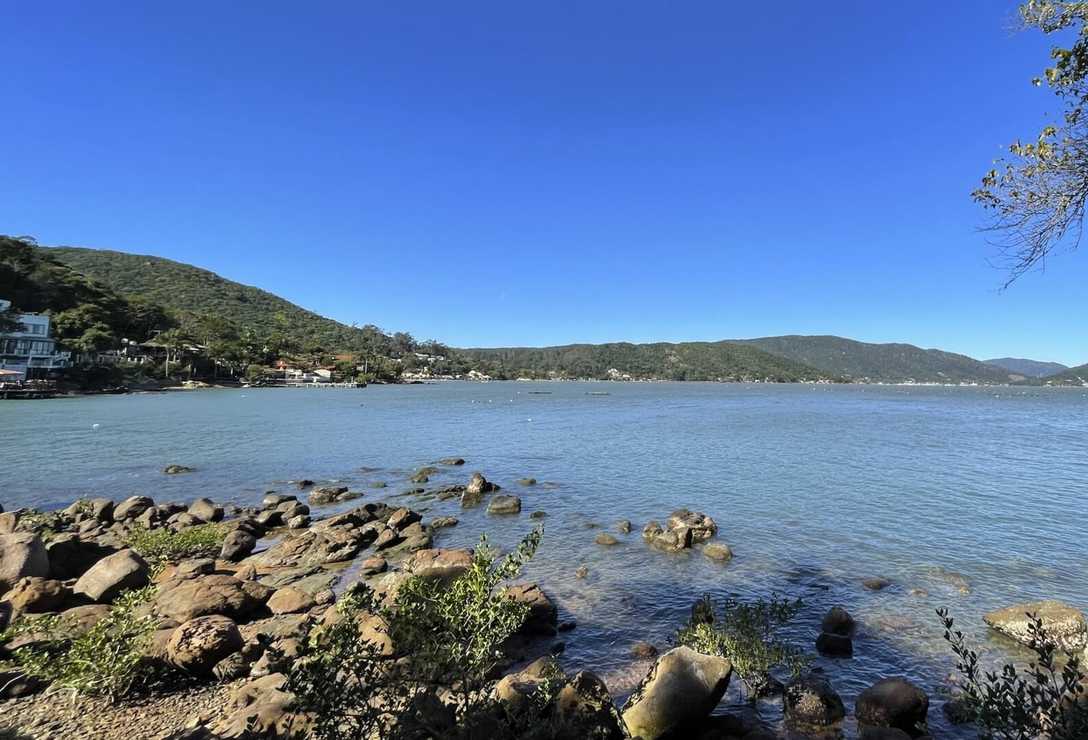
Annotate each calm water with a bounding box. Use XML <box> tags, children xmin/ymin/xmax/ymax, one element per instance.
<box><xmin>4</xmin><ymin>382</ymin><xmax>1088</xmax><ymax>735</ymax></box>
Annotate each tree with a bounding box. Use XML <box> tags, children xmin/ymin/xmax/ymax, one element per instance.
<box><xmin>975</xmin><ymin>1</ymin><xmax>1088</xmax><ymax>284</ymax></box>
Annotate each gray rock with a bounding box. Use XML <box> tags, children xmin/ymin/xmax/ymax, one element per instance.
<box><xmin>816</xmin><ymin>631</ymin><xmax>854</xmax><ymax>658</ymax></box>
<box><xmin>0</xmin><ymin>533</ymin><xmax>52</xmax><ymax>591</ymax></box>
<box><xmin>73</xmin><ymin>549</ymin><xmax>150</xmax><ymax>603</ymax></box>
<box><xmin>855</xmin><ymin>677</ymin><xmax>929</xmax><ymax>735</ymax></box>
<box><xmin>262</xmin><ymin>493</ymin><xmax>295</xmax><ymax>508</ymax></box>
<box><xmin>430</xmin><ymin>516</ymin><xmax>459</xmax><ymax>529</ymax></box>
<box><xmin>983</xmin><ymin>600</ymin><xmax>1088</xmax><ymax>652</ymax></box>
<box><xmin>188</xmin><ymin>498</ymin><xmax>224</xmax><ymax>522</ymax></box>
<box><xmin>163</xmin><ymin>464</ymin><xmax>194</xmax><ymax>475</ymax></box>
<box><xmin>46</xmin><ymin>533</ymin><xmax>116</xmax><ymax>580</ymax></box>
<box><xmin>785</xmin><ymin>674</ymin><xmax>846</xmax><ymax>728</ymax></box>
<box><xmin>113</xmin><ymin>495</ymin><xmax>154</xmax><ymax>521</ymax></box>
<box><xmin>821</xmin><ymin>606</ymin><xmax>856</xmax><ymax>636</ymax></box>
<box><xmin>863</xmin><ymin>577</ymin><xmax>892</xmax><ymax>591</ymax></box>
<box><xmin>286</xmin><ymin>514</ymin><xmax>310</xmax><ymax>529</ymax></box>
<box><xmin>621</xmin><ymin>646</ymin><xmax>733</xmax><ymax>740</ymax></box>
<box><xmin>617</xmin><ymin>520</ymin><xmax>632</xmax><ymax>534</ymax></box>
<box><xmin>487</xmin><ymin>495</ymin><xmax>522</xmax><ymax>515</ymax></box>
<box><xmin>703</xmin><ymin>543</ymin><xmax>733</xmax><ymax>561</ymax></box>
<box><xmin>221</xmin><ymin>530</ymin><xmax>257</xmax><ymax>562</ymax></box>
<box><xmin>595</xmin><ymin>533</ymin><xmax>619</xmax><ymax>546</ymax></box>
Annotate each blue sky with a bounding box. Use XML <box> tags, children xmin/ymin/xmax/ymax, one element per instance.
<box><xmin>2</xmin><ymin>2</ymin><xmax>1085</xmax><ymax>364</ymax></box>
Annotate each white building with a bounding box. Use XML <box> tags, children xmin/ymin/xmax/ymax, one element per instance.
<box><xmin>0</xmin><ymin>299</ymin><xmax>71</xmax><ymax>380</ymax></box>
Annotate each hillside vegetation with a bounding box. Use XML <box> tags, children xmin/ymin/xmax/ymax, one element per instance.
<box><xmin>737</xmin><ymin>335</ymin><xmax>1015</xmax><ymax>384</ymax></box>
<box><xmin>1038</xmin><ymin>364</ymin><xmax>1088</xmax><ymax>386</ymax></box>
<box><xmin>462</xmin><ymin>341</ymin><xmax>835</xmax><ymax>382</ymax></box>
<box><xmin>984</xmin><ymin>357</ymin><xmax>1069</xmax><ymax>378</ymax></box>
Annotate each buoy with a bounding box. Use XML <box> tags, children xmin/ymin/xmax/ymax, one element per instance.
<box><xmin>92</xmin><ymin>423</ymin><xmax>100</xmax><ymax>430</ymax></box>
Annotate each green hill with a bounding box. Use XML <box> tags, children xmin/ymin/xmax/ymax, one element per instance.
<box><xmin>736</xmin><ymin>335</ymin><xmax>1014</xmax><ymax>384</ymax></box>
<box><xmin>462</xmin><ymin>341</ymin><xmax>835</xmax><ymax>382</ymax></box>
<box><xmin>1039</xmin><ymin>364</ymin><xmax>1088</xmax><ymax>386</ymax></box>
<box><xmin>44</xmin><ymin>246</ymin><xmax>369</xmax><ymax>350</ymax></box>
<box><xmin>984</xmin><ymin>357</ymin><xmax>1069</xmax><ymax>378</ymax></box>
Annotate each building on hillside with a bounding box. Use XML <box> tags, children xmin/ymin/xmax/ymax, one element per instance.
<box><xmin>0</xmin><ymin>299</ymin><xmax>71</xmax><ymax>380</ymax></box>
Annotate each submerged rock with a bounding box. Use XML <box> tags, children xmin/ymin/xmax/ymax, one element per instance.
<box><xmin>703</xmin><ymin>543</ymin><xmax>733</xmax><ymax>561</ymax></box>
<box><xmin>621</xmin><ymin>646</ymin><xmax>732</xmax><ymax>740</ymax></box>
<box><xmin>821</xmin><ymin>606</ymin><xmax>856</xmax><ymax>636</ymax></box>
<box><xmin>163</xmin><ymin>465</ymin><xmax>194</xmax><ymax>475</ymax></box>
<box><xmin>595</xmin><ymin>533</ymin><xmax>619</xmax><ymax>546</ymax></box>
<box><xmin>487</xmin><ymin>495</ymin><xmax>522</xmax><ymax>515</ymax></box>
<box><xmin>855</xmin><ymin>677</ymin><xmax>929</xmax><ymax>735</ymax></box>
<box><xmin>983</xmin><ymin>600</ymin><xmax>1088</xmax><ymax>652</ymax></box>
<box><xmin>785</xmin><ymin>674</ymin><xmax>846</xmax><ymax>728</ymax></box>
<box><xmin>863</xmin><ymin>577</ymin><xmax>892</xmax><ymax>591</ymax></box>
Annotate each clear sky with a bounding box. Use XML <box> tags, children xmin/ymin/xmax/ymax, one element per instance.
<box><xmin>2</xmin><ymin>2</ymin><xmax>1085</xmax><ymax>364</ymax></box>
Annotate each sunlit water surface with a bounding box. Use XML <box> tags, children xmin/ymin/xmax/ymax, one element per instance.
<box><xmin>4</xmin><ymin>382</ymin><xmax>1087</xmax><ymax>736</ymax></box>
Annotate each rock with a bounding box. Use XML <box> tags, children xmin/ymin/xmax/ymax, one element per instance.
<box><xmin>518</xmin><ymin>477</ymin><xmax>537</xmax><ymax>486</ymax></box>
<box><xmin>487</xmin><ymin>495</ymin><xmax>522</xmax><ymax>515</ymax></box>
<box><xmin>267</xmin><ymin>586</ymin><xmax>316</xmax><ymax>615</ymax></box>
<box><xmin>155</xmin><ymin>574</ymin><xmax>266</xmax><ymax>623</ymax></box>
<box><xmin>863</xmin><ymin>577</ymin><xmax>892</xmax><ymax>591</ymax></box>
<box><xmin>278</xmin><ymin>502</ymin><xmax>309</xmax><ymax>519</ymax></box>
<box><xmin>506</xmin><ymin>583</ymin><xmax>558</xmax><ymax>636</ymax></box>
<box><xmin>0</xmin><ymin>533</ymin><xmax>50</xmax><ymax>590</ymax></box>
<box><xmin>666</xmin><ymin>509</ymin><xmax>718</xmax><ymax>542</ymax></box>
<box><xmin>646</xmin><ymin>525</ymin><xmax>692</xmax><ymax>553</ymax></box>
<box><xmin>359</xmin><ymin>556</ymin><xmax>387</xmax><ymax>576</ymax></box>
<box><xmin>410</xmin><ymin>466</ymin><xmax>439</xmax><ymax>483</ymax></box>
<box><xmin>220</xmin><ymin>530</ymin><xmax>257</xmax><ymax>562</ymax></box>
<box><xmin>703</xmin><ymin>543</ymin><xmax>733</xmax><ymax>561</ymax></box>
<box><xmin>295</xmin><ymin>479</ymin><xmax>315</xmax><ymax>489</ymax></box>
<box><xmin>211</xmin><ymin>673</ymin><xmax>303</xmax><ymax>737</ymax></box>
<box><xmin>387</xmin><ymin>508</ymin><xmax>422</xmax><ymax>531</ymax></box>
<box><xmin>0</xmin><ymin>513</ymin><xmax>18</xmax><ymax>535</ymax></box>
<box><xmin>595</xmin><ymin>533</ymin><xmax>619</xmax><ymax>546</ymax></box>
<box><xmin>530</xmin><ymin>510</ymin><xmax>548</xmax><ymax>519</ymax></box>
<box><xmin>856</xmin><ymin>677</ymin><xmax>929</xmax><ymax>735</ymax></box>
<box><xmin>439</xmin><ymin>457</ymin><xmax>466</xmax><ymax>466</ymax></box>
<box><xmin>308</xmin><ymin>486</ymin><xmax>347</xmax><ymax>505</ymax></box>
<box><xmin>430</xmin><ymin>516</ymin><xmax>459</xmax><ymax>529</ymax></box>
<box><xmin>0</xmin><ymin>668</ymin><xmax>45</xmax><ymax>699</ymax></box>
<box><xmin>575</xmin><ymin>565</ymin><xmax>589</xmax><ymax>579</ymax></box>
<box><xmin>188</xmin><ymin>498</ymin><xmax>224</xmax><ymax>522</ymax></box>
<box><xmin>496</xmin><ymin>656</ymin><xmax>561</xmax><ymax>711</ymax></box>
<box><xmin>943</xmin><ymin>696</ymin><xmax>975</xmax><ymax>725</ymax></box>
<box><xmin>461</xmin><ymin>472</ymin><xmax>497</xmax><ymax>506</ymax></box>
<box><xmin>373</xmin><ymin>528</ymin><xmax>402</xmax><ymax>551</ymax></box>
<box><xmin>816</xmin><ymin>631</ymin><xmax>854</xmax><ymax>658</ymax></box>
<box><xmin>176</xmin><ymin>558</ymin><xmax>216</xmax><ymax>578</ymax></box>
<box><xmin>4</xmin><ymin>577</ymin><xmax>67</xmax><ymax>613</ymax></box>
<box><xmin>621</xmin><ymin>646</ymin><xmax>733</xmax><ymax>740</ymax></box>
<box><xmin>983</xmin><ymin>600</ymin><xmax>1088</xmax><ymax>652</ymax></box>
<box><xmin>167</xmin><ymin>615</ymin><xmax>243</xmax><ymax>674</ymax></box>
<box><xmin>73</xmin><ymin>549</ymin><xmax>150</xmax><ymax>603</ymax></box>
<box><xmin>336</xmin><ymin>490</ymin><xmax>362</xmax><ymax>502</ymax></box>
<box><xmin>113</xmin><ymin>495</ymin><xmax>154</xmax><ymax>521</ymax></box>
<box><xmin>163</xmin><ymin>464</ymin><xmax>194</xmax><ymax>475</ymax></box>
<box><xmin>262</xmin><ymin>493</ymin><xmax>296</xmax><ymax>508</ymax></box>
<box><xmin>405</xmin><ymin>548</ymin><xmax>473</xmax><ymax>582</ymax></box>
<box><xmin>821</xmin><ymin>606</ymin><xmax>856</xmax><ymax>636</ymax></box>
<box><xmin>555</xmin><ymin>670</ymin><xmax>627</xmax><ymax>738</ymax></box>
<box><xmin>631</xmin><ymin>641</ymin><xmax>658</xmax><ymax>659</ymax></box>
<box><xmin>286</xmin><ymin>515</ymin><xmax>310</xmax><ymax>529</ymax></box>
<box><xmin>86</xmin><ymin>498</ymin><xmax>114</xmax><ymax>521</ymax></box>
<box><xmin>785</xmin><ymin>674</ymin><xmax>846</xmax><ymax>728</ymax></box>
<box><xmin>617</xmin><ymin>520</ymin><xmax>632</xmax><ymax>534</ymax></box>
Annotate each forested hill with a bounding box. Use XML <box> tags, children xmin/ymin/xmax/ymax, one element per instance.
<box><xmin>983</xmin><ymin>357</ymin><xmax>1069</xmax><ymax>378</ymax></box>
<box><xmin>736</xmin><ymin>335</ymin><xmax>1015</xmax><ymax>384</ymax></box>
<box><xmin>45</xmin><ymin>246</ymin><xmax>369</xmax><ymax>350</ymax></box>
<box><xmin>1037</xmin><ymin>364</ymin><xmax>1088</xmax><ymax>386</ymax></box>
<box><xmin>461</xmin><ymin>342</ymin><xmax>835</xmax><ymax>382</ymax></box>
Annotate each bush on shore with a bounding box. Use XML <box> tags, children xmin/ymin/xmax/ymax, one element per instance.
<box><xmin>124</xmin><ymin>523</ymin><xmax>225</xmax><ymax>572</ymax></box>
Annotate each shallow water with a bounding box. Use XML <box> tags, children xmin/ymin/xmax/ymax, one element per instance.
<box><xmin>4</xmin><ymin>381</ymin><xmax>1088</xmax><ymax>735</ymax></box>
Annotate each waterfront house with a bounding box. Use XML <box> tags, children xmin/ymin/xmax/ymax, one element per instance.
<box><xmin>0</xmin><ymin>299</ymin><xmax>71</xmax><ymax>380</ymax></box>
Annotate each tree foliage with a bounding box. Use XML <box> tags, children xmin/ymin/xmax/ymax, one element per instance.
<box><xmin>975</xmin><ymin>1</ymin><xmax>1088</xmax><ymax>283</ymax></box>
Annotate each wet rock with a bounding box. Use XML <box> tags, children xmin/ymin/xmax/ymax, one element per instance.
<box><xmin>856</xmin><ymin>677</ymin><xmax>929</xmax><ymax>735</ymax></box>
<box><xmin>983</xmin><ymin>600</ymin><xmax>1088</xmax><ymax>652</ymax></box>
<box><xmin>506</xmin><ymin>583</ymin><xmax>558</xmax><ymax>636</ymax></box>
<box><xmin>167</xmin><ymin>615</ymin><xmax>243</xmax><ymax>674</ymax></box>
<box><xmin>575</xmin><ymin>565</ymin><xmax>589</xmax><ymax>579</ymax></box>
<box><xmin>487</xmin><ymin>495</ymin><xmax>522</xmax><ymax>515</ymax></box>
<box><xmin>410</xmin><ymin>466</ymin><xmax>439</xmax><ymax>483</ymax></box>
<box><xmin>0</xmin><ymin>533</ymin><xmax>51</xmax><ymax>589</ymax></box>
<box><xmin>666</xmin><ymin>509</ymin><xmax>718</xmax><ymax>542</ymax></box>
<box><xmin>113</xmin><ymin>495</ymin><xmax>154</xmax><ymax>521</ymax></box>
<box><xmin>816</xmin><ymin>631</ymin><xmax>854</xmax><ymax>658</ymax></box>
<box><xmin>703</xmin><ymin>543</ymin><xmax>733</xmax><ymax>561</ymax></box>
<box><xmin>617</xmin><ymin>520</ymin><xmax>632</xmax><ymax>534</ymax></box>
<box><xmin>359</xmin><ymin>556</ymin><xmax>387</xmax><ymax>576</ymax></box>
<box><xmin>821</xmin><ymin>606</ymin><xmax>856</xmax><ymax>636</ymax></box>
<box><xmin>308</xmin><ymin>486</ymin><xmax>347</xmax><ymax>505</ymax></box>
<box><xmin>785</xmin><ymin>674</ymin><xmax>846</xmax><ymax>728</ymax></box>
<box><xmin>187</xmin><ymin>498</ymin><xmax>223</xmax><ymax>523</ymax></box>
<box><xmin>163</xmin><ymin>464</ymin><xmax>194</xmax><ymax>475</ymax></box>
<box><xmin>438</xmin><ymin>457</ymin><xmax>466</xmax><ymax>466</ymax></box>
<box><xmin>863</xmin><ymin>577</ymin><xmax>892</xmax><ymax>591</ymax></box>
<box><xmin>278</xmin><ymin>502</ymin><xmax>309</xmax><ymax>519</ymax></box>
<box><xmin>4</xmin><ymin>577</ymin><xmax>67</xmax><ymax>613</ymax></box>
<box><xmin>430</xmin><ymin>516</ymin><xmax>459</xmax><ymax>529</ymax></box>
<box><xmin>529</xmin><ymin>510</ymin><xmax>548</xmax><ymax>519</ymax></box>
<box><xmin>220</xmin><ymin>530</ymin><xmax>257</xmax><ymax>562</ymax></box>
<box><xmin>595</xmin><ymin>533</ymin><xmax>619</xmax><ymax>546</ymax></box>
<box><xmin>373</xmin><ymin>528</ymin><xmax>403</xmax><ymax>551</ymax></box>
<box><xmin>461</xmin><ymin>472</ymin><xmax>498</xmax><ymax>506</ymax></box>
<box><xmin>295</xmin><ymin>479</ymin><xmax>315</xmax><ymax>489</ymax></box>
<box><xmin>405</xmin><ymin>548</ymin><xmax>472</xmax><ymax>582</ymax></box>
<box><xmin>267</xmin><ymin>586</ymin><xmax>316</xmax><ymax>615</ymax></box>
<box><xmin>631</xmin><ymin>641</ymin><xmax>658</xmax><ymax>659</ymax></box>
<box><xmin>262</xmin><ymin>493</ymin><xmax>296</xmax><ymax>508</ymax></box>
<box><xmin>388</xmin><ymin>508</ymin><xmax>422</xmax><ymax>531</ymax></box>
<box><xmin>73</xmin><ymin>549</ymin><xmax>150</xmax><ymax>603</ymax></box>
<box><xmin>518</xmin><ymin>477</ymin><xmax>537</xmax><ymax>486</ymax></box>
<box><xmin>646</xmin><ymin>525</ymin><xmax>692</xmax><ymax>553</ymax></box>
<box><xmin>621</xmin><ymin>646</ymin><xmax>733</xmax><ymax>740</ymax></box>
<box><xmin>942</xmin><ymin>696</ymin><xmax>975</xmax><ymax>725</ymax></box>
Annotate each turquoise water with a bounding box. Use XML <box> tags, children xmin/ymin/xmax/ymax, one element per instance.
<box><xmin>4</xmin><ymin>382</ymin><xmax>1088</xmax><ymax>735</ymax></box>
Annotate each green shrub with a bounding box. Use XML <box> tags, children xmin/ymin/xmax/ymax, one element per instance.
<box><xmin>938</xmin><ymin>608</ymin><xmax>1088</xmax><ymax>740</ymax></box>
<box><xmin>676</xmin><ymin>593</ymin><xmax>809</xmax><ymax>697</ymax></box>
<box><xmin>125</xmin><ymin>523</ymin><xmax>225</xmax><ymax>571</ymax></box>
<box><xmin>287</xmin><ymin>527</ymin><xmax>543</xmax><ymax>740</ymax></box>
<box><xmin>0</xmin><ymin>586</ymin><xmax>157</xmax><ymax>701</ymax></box>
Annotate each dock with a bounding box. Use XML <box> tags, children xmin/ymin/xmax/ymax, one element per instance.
<box><xmin>0</xmin><ymin>387</ymin><xmax>58</xmax><ymax>399</ymax></box>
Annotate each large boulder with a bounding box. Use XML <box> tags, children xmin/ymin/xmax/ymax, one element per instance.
<box><xmin>855</xmin><ymin>677</ymin><xmax>929</xmax><ymax>735</ymax></box>
<box><xmin>621</xmin><ymin>646</ymin><xmax>733</xmax><ymax>740</ymax></box>
<box><xmin>983</xmin><ymin>600</ymin><xmax>1088</xmax><ymax>652</ymax></box>
<box><xmin>405</xmin><ymin>548</ymin><xmax>473</xmax><ymax>583</ymax></box>
<box><xmin>785</xmin><ymin>674</ymin><xmax>846</xmax><ymax>728</ymax></box>
<box><xmin>255</xmin><ymin>528</ymin><xmax>372</xmax><ymax>568</ymax></box>
<box><xmin>167</xmin><ymin>615</ymin><xmax>244</xmax><ymax>674</ymax></box>
<box><xmin>72</xmin><ymin>549</ymin><xmax>150</xmax><ymax>603</ymax></box>
<box><xmin>642</xmin><ymin>522</ymin><xmax>692</xmax><ymax>552</ymax></box>
<box><xmin>555</xmin><ymin>670</ymin><xmax>627</xmax><ymax>738</ymax></box>
<box><xmin>155</xmin><ymin>574</ymin><xmax>267</xmax><ymax>623</ymax></box>
<box><xmin>461</xmin><ymin>472</ymin><xmax>497</xmax><ymax>507</ymax></box>
<box><xmin>113</xmin><ymin>495</ymin><xmax>154</xmax><ymax>521</ymax></box>
<box><xmin>387</xmin><ymin>508</ymin><xmax>422</xmax><ymax>531</ymax></box>
<box><xmin>210</xmin><ymin>672</ymin><xmax>305</xmax><ymax>738</ymax></box>
<box><xmin>4</xmin><ymin>577</ymin><xmax>68</xmax><ymax>613</ymax></box>
<box><xmin>220</xmin><ymin>530</ymin><xmax>257</xmax><ymax>562</ymax></box>
<box><xmin>506</xmin><ymin>583</ymin><xmax>558</xmax><ymax>636</ymax></box>
<box><xmin>666</xmin><ymin>509</ymin><xmax>718</xmax><ymax>542</ymax></box>
<box><xmin>188</xmin><ymin>498</ymin><xmax>224</xmax><ymax>523</ymax></box>
<box><xmin>821</xmin><ymin>606</ymin><xmax>856</xmax><ymax>636</ymax></box>
<box><xmin>267</xmin><ymin>586</ymin><xmax>316</xmax><ymax>615</ymax></box>
<box><xmin>495</xmin><ymin>657</ymin><xmax>561</xmax><ymax>711</ymax></box>
<box><xmin>0</xmin><ymin>533</ymin><xmax>49</xmax><ymax>591</ymax></box>
<box><xmin>487</xmin><ymin>495</ymin><xmax>522</xmax><ymax>515</ymax></box>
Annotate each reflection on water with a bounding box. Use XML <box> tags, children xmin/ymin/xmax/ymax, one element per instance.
<box><xmin>5</xmin><ymin>381</ymin><xmax>1088</xmax><ymax>736</ymax></box>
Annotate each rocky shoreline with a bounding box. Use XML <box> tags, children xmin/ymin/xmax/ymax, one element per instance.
<box><xmin>0</xmin><ymin>463</ymin><xmax>1084</xmax><ymax>740</ymax></box>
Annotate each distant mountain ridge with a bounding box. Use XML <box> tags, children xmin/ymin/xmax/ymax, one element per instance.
<box><xmin>983</xmin><ymin>357</ymin><xmax>1069</xmax><ymax>378</ymax></box>
<box><xmin>1038</xmin><ymin>363</ymin><xmax>1088</xmax><ymax>386</ymax></box>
